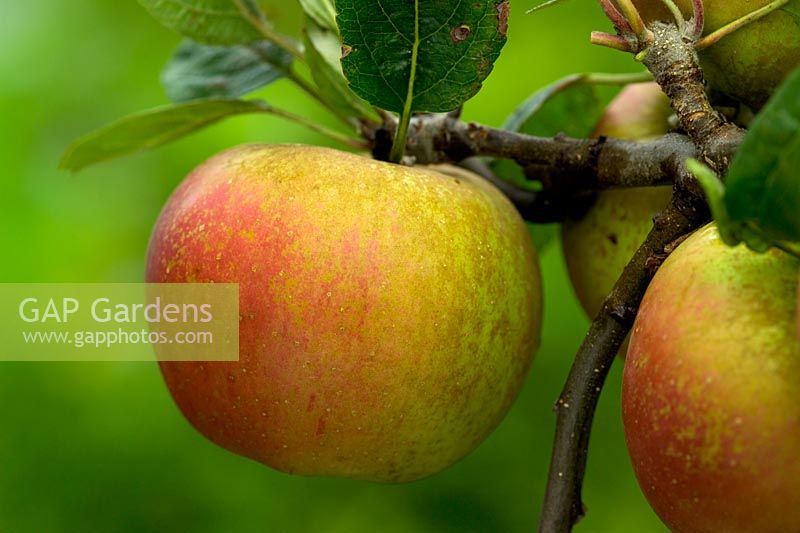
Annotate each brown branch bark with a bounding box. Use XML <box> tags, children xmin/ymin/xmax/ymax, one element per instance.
<box><xmin>363</xmin><ymin>115</ymin><xmax>732</xmax><ymax>222</ymax></box>
<box><xmin>537</xmin><ymin>22</ymin><xmax>745</xmax><ymax>533</ymax></box>
<box><xmin>642</xmin><ymin>22</ymin><xmax>745</xmax><ymax>170</ymax></box>
<box><xmin>370</xmin><ymin>114</ymin><xmax>702</xmax><ymax>187</ymax></box>
<box><xmin>537</xmin><ymin>173</ymin><xmax>710</xmax><ymax>532</ymax></box>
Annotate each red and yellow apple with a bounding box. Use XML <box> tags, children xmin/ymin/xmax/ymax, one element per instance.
<box><xmin>146</xmin><ymin>144</ymin><xmax>542</xmax><ymax>482</ymax></box>
<box><xmin>634</xmin><ymin>0</ymin><xmax>800</xmax><ymax>110</ymax></box>
<box><xmin>623</xmin><ymin>224</ymin><xmax>800</xmax><ymax>532</ymax></box>
<box><xmin>562</xmin><ymin>83</ymin><xmax>672</xmax><ymax>338</ymax></box>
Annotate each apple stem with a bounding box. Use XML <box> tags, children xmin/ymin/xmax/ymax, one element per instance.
<box><xmin>657</xmin><ymin>0</ymin><xmax>686</xmax><ymax>28</ymax></box>
<box><xmin>695</xmin><ymin>0</ymin><xmax>789</xmax><ymax>50</ymax></box>
<box><xmin>581</xmin><ymin>71</ymin><xmax>654</xmax><ymax>84</ymax></box>
<box><xmin>613</xmin><ymin>0</ymin><xmax>647</xmax><ymax>38</ymax></box>
<box><xmin>590</xmin><ymin>31</ymin><xmax>633</xmax><ymax>52</ymax></box>
<box><xmin>597</xmin><ymin>0</ymin><xmax>633</xmax><ymax>34</ymax></box>
<box><xmin>595</xmin><ymin>0</ymin><xmax>654</xmax><ymax>54</ymax></box>
<box><xmin>689</xmin><ymin>0</ymin><xmax>706</xmax><ymax>40</ymax></box>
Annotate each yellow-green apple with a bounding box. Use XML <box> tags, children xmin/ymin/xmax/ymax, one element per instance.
<box><xmin>146</xmin><ymin>144</ymin><xmax>542</xmax><ymax>482</ymax></box>
<box><xmin>561</xmin><ymin>83</ymin><xmax>672</xmax><ymax>346</ymax></box>
<box><xmin>623</xmin><ymin>224</ymin><xmax>800</xmax><ymax>532</ymax></box>
<box><xmin>633</xmin><ymin>0</ymin><xmax>800</xmax><ymax>110</ymax></box>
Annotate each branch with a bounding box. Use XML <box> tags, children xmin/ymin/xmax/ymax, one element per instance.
<box><xmin>537</xmin><ymin>172</ymin><xmax>709</xmax><ymax>532</ymax></box>
<box><xmin>456</xmin><ymin>158</ymin><xmax>598</xmax><ymax>224</ymax></box>
<box><xmin>641</xmin><ymin>22</ymin><xmax>745</xmax><ymax>169</ymax></box>
<box><xmin>537</xmin><ymin>21</ymin><xmax>746</xmax><ymax>533</ymax></box>
<box><xmin>363</xmin><ymin>115</ymin><xmax>732</xmax><ymax>222</ymax></box>
<box><xmin>373</xmin><ymin>114</ymin><xmax>701</xmax><ymax>185</ymax></box>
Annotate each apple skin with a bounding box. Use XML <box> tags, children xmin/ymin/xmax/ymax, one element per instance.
<box><xmin>146</xmin><ymin>144</ymin><xmax>542</xmax><ymax>482</ymax></box>
<box><xmin>623</xmin><ymin>225</ymin><xmax>800</xmax><ymax>532</ymax></box>
<box><xmin>634</xmin><ymin>0</ymin><xmax>800</xmax><ymax>110</ymax></box>
<box><xmin>562</xmin><ymin>83</ymin><xmax>672</xmax><ymax>339</ymax></box>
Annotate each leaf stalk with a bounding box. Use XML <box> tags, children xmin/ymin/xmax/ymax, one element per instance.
<box><xmin>695</xmin><ymin>0</ymin><xmax>789</xmax><ymax>50</ymax></box>
<box><xmin>389</xmin><ymin>0</ymin><xmax>421</xmax><ymax>163</ymax></box>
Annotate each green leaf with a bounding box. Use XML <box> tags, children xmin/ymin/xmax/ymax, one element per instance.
<box><xmin>687</xmin><ymin>158</ymin><xmax>742</xmax><ymax>246</ymax></box>
<box><xmin>162</xmin><ymin>40</ymin><xmax>292</xmax><ymax>102</ymax></box>
<box><xmin>61</xmin><ymin>99</ymin><xmax>269</xmax><ymax>172</ymax></box>
<box><xmin>335</xmin><ymin>0</ymin><xmax>508</xmax><ymax>113</ymax></box>
<box><xmin>724</xmin><ymin>67</ymin><xmax>800</xmax><ymax>244</ymax></box>
<box><xmin>492</xmin><ymin>74</ymin><xmax>605</xmax><ymax>190</ymax></box>
<box><xmin>298</xmin><ymin>0</ymin><xmax>338</xmax><ymax>31</ymax></box>
<box><xmin>303</xmin><ymin>19</ymin><xmax>371</xmax><ymax>118</ymax></box>
<box><xmin>138</xmin><ymin>0</ymin><xmax>261</xmax><ymax>45</ymax></box>
<box><xmin>504</xmin><ymin>74</ymin><xmax>605</xmax><ymax>138</ymax></box>
<box><xmin>781</xmin><ymin>1</ymin><xmax>800</xmax><ymax>20</ymax></box>
<box><xmin>492</xmin><ymin>74</ymin><xmax>606</xmax><ymax>252</ymax></box>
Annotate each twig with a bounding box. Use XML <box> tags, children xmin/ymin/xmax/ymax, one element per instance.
<box><xmin>371</xmin><ymin>114</ymin><xmax>706</xmax><ymax>188</ymax></box>
<box><xmin>537</xmin><ymin>173</ymin><xmax>710</xmax><ymax>532</ymax></box>
<box><xmin>642</xmin><ymin>22</ymin><xmax>746</xmax><ymax>167</ymax></box>
<box><xmin>366</xmin><ymin>113</ymin><xmax>720</xmax><ymax>224</ymax></box>
<box><xmin>363</xmin><ymin>107</ymin><xmax>741</xmax><ymax>222</ymax></box>
<box><xmin>537</xmin><ymin>21</ymin><xmax>745</xmax><ymax>533</ymax></box>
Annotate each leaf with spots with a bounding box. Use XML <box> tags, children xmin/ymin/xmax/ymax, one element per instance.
<box><xmin>303</xmin><ymin>18</ymin><xmax>374</xmax><ymax>118</ymax></box>
<box><xmin>334</xmin><ymin>0</ymin><xmax>509</xmax><ymax>114</ymax></box>
<box><xmin>298</xmin><ymin>0</ymin><xmax>338</xmax><ymax>31</ymax></box>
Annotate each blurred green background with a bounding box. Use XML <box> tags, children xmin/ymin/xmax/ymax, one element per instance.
<box><xmin>0</xmin><ymin>1</ymin><xmax>667</xmax><ymax>531</ymax></box>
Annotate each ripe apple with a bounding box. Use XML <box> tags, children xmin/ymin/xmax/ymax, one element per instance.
<box><xmin>633</xmin><ymin>0</ymin><xmax>800</xmax><ymax>110</ymax></box>
<box><xmin>623</xmin><ymin>224</ymin><xmax>800</xmax><ymax>532</ymax></box>
<box><xmin>561</xmin><ymin>83</ymin><xmax>672</xmax><ymax>342</ymax></box>
<box><xmin>146</xmin><ymin>144</ymin><xmax>542</xmax><ymax>482</ymax></box>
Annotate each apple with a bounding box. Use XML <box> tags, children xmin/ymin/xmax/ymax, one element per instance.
<box><xmin>623</xmin><ymin>224</ymin><xmax>800</xmax><ymax>532</ymax></box>
<box><xmin>633</xmin><ymin>0</ymin><xmax>800</xmax><ymax>110</ymax></box>
<box><xmin>146</xmin><ymin>144</ymin><xmax>542</xmax><ymax>482</ymax></box>
<box><xmin>561</xmin><ymin>83</ymin><xmax>672</xmax><ymax>342</ymax></box>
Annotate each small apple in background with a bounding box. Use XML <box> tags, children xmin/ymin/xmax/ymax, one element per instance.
<box><xmin>623</xmin><ymin>224</ymin><xmax>800</xmax><ymax>532</ymax></box>
<box><xmin>147</xmin><ymin>144</ymin><xmax>542</xmax><ymax>482</ymax></box>
<box><xmin>561</xmin><ymin>82</ymin><xmax>672</xmax><ymax>349</ymax></box>
<box><xmin>633</xmin><ymin>0</ymin><xmax>800</xmax><ymax>110</ymax></box>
